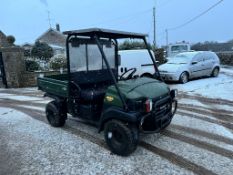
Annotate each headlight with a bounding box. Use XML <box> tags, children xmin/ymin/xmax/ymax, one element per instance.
<box><xmin>170</xmin><ymin>89</ymin><xmax>178</xmax><ymax>99</ymax></box>
<box><xmin>144</xmin><ymin>99</ymin><xmax>153</xmax><ymax>113</ymax></box>
<box><xmin>171</xmin><ymin>100</ymin><xmax>178</xmax><ymax>116</ymax></box>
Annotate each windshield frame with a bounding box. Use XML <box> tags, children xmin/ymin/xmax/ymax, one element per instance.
<box><xmin>68</xmin><ymin>37</ymin><xmax>117</xmax><ymax>72</ymax></box>
<box><xmin>65</xmin><ymin>32</ymin><xmax>161</xmax><ymax>111</ymax></box>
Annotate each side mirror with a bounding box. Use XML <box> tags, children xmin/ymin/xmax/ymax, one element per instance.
<box><xmin>192</xmin><ymin>61</ymin><xmax>198</xmax><ymax>65</ymax></box>
<box><xmin>117</xmin><ymin>55</ymin><xmax>121</xmax><ymax>66</ymax></box>
<box><xmin>120</xmin><ymin>67</ymin><xmax>123</xmax><ymax>73</ymax></box>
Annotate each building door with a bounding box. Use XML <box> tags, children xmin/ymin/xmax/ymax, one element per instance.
<box><xmin>0</xmin><ymin>52</ymin><xmax>7</xmax><ymax>88</ymax></box>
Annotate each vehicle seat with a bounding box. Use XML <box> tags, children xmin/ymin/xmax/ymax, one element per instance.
<box><xmin>80</xmin><ymin>87</ymin><xmax>106</xmax><ymax>103</ymax></box>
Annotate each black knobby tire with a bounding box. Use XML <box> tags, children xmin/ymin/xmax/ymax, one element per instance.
<box><xmin>179</xmin><ymin>72</ymin><xmax>189</xmax><ymax>84</ymax></box>
<box><xmin>211</xmin><ymin>67</ymin><xmax>219</xmax><ymax>77</ymax></box>
<box><xmin>104</xmin><ymin>120</ymin><xmax>139</xmax><ymax>156</ymax></box>
<box><xmin>46</xmin><ymin>101</ymin><xmax>67</xmax><ymax>127</ymax></box>
<box><xmin>161</xmin><ymin>119</ymin><xmax>172</xmax><ymax>130</ymax></box>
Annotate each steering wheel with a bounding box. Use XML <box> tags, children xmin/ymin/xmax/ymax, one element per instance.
<box><xmin>120</xmin><ymin>68</ymin><xmax>137</xmax><ymax>80</ymax></box>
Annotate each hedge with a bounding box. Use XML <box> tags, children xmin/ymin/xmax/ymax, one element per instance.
<box><xmin>216</xmin><ymin>52</ymin><xmax>233</xmax><ymax>66</ymax></box>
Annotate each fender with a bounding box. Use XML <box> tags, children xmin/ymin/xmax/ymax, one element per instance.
<box><xmin>44</xmin><ymin>93</ymin><xmax>66</xmax><ymax>103</ymax></box>
<box><xmin>98</xmin><ymin>107</ymin><xmax>140</xmax><ymax>132</ymax></box>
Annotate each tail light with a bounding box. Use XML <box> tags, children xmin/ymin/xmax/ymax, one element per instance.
<box><xmin>144</xmin><ymin>99</ymin><xmax>153</xmax><ymax>113</ymax></box>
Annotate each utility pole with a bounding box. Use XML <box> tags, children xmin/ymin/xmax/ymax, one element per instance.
<box><xmin>47</xmin><ymin>10</ymin><xmax>52</xmax><ymax>28</ymax></box>
<box><xmin>165</xmin><ymin>29</ymin><xmax>169</xmax><ymax>56</ymax></box>
<box><xmin>153</xmin><ymin>6</ymin><xmax>156</xmax><ymax>48</ymax></box>
<box><xmin>165</xmin><ymin>29</ymin><xmax>168</xmax><ymax>47</ymax></box>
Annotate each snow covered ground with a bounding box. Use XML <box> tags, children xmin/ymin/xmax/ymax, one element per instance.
<box><xmin>0</xmin><ymin>107</ymin><xmax>195</xmax><ymax>175</ymax></box>
<box><xmin>169</xmin><ymin>71</ymin><xmax>233</xmax><ymax>100</ymax></box>
<box><xmin>0</xmin><ymin>68</ymin><xmax>233</xmax><ymax>174</ymax></box>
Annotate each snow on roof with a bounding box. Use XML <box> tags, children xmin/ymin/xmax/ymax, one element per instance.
<box><xmin>48</xmin><ymin>44</ymin><xmax>65</xmax><ymax>49</ymax></box>
<box><xmin>36</xmin><ymin>28</ymin><xmax>65</xmax><ymax>41</ymax></box>
<box><xmin>175</xmin><ymin>51</ymin><xmax>204</xmax><ymax>58</ymax></box>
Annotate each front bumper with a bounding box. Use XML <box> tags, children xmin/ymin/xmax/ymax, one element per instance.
<box><xmin>160</xmin><ymin>72</ymin><xmax>180</xmax><ymax>81</ymax></box>
<box><xmin>139</xmin><ymin>99</ymin><xmax>177</xmax><ymax>134</ymax></box>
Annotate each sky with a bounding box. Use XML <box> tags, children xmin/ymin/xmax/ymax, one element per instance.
<box><xmin>1</xmin><ymin>0</ymin><xmax>232</xmax><ymax>46</ymax></box>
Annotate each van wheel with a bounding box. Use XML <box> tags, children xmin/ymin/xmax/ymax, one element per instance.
<box><xmin>46</xmin><ymin>101</ymin><xmax>67</xmax><ymax>127</ymax></box>
<box><xmin>104</xmin><ymin>120</ymin><xmax>138</xmax><ymax>156</ymax></box>
<box><xmin>179</xmin><ymin>72</ymin><xmax>189</xmax><ymax>84</ymax></box>
<box><xmin>211</xmin><ymin>67</ymin><xmax>219</xmax><ymax>77</ymax></box>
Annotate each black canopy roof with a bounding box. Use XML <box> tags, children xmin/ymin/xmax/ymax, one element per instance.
<box><xmin>63</xmin><ymin>28</ymin><xmax>148</xmax><ymax>39</ymax></box>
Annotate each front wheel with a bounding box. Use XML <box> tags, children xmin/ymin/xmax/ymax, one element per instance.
<box><xmin>104</xmin><ymin>120</ymin><xmax>139</xmax><ymax>156</ymax></box>
<box><xmin>46</xmin><ymin>101</ymin><xmax>67</xmax><ymax>127</ymax></box>
<box><xmin>179</xmin><ymin>72</ymin><xmax>189</xmax><ymax>84</ymax></box>
<box><xmin>211</xmin><ymin>67</ymin><xmax>219</xmax><ymax>77</ymax></box>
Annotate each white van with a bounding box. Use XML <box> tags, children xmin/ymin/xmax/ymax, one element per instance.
<box><xmin>167</xmin><ymin>42</ymin><xmax>191</xmax><ymax>57</ymax></box>
<box><xmin>118</xmin><ymin>49</ymin><xmax>156</xmax><ymax>78</ymax></box>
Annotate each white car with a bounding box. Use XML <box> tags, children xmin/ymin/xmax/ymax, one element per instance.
<box><xmin>158</xmin><ymin>51</ymin><xmax>220</xmax><ymax>83</ymax></box>
<box><xmin>118</xmin><ymin>49</ymin><xmax>156</xmax><ymax>78</ymax></box>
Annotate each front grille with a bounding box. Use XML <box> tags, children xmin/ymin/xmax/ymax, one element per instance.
<box><xmin>152</xmin><ymin>95</ymin><xmax>172</xmax><ymax>118</ymax></box>
<box><xmin>139</xmin><ymin>94</ymin><xmax>173</xmax><ymax>133</ymax></box>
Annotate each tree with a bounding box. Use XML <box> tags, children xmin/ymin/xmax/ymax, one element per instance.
<box><xmin>119</xmin><ymin>40</ymin><xmax>152</xmax><ymax>50</ymax></box>
<box><xmin>50</xmin><ymin>54</ymin><xmax>67</xmax><ymax>70</ymax></box>
<box><xmin>227</xmin><ymin>39</ymin><xmax>233</xmax><ymax>43</ymax></box>
<box><xmin>6</xmin><ymin>35</ymin><xmax>15</xmax><ymax>45</ymax></box>
<box><xmin>25</xmin><ymin>60</ymin><xmax>40</xmax><ymax>71</ymax></box>
<box><xmin>31</xmin><ymin>41</ymin><xmax>53</xmax><ymax>59</ymax></box>
<box><xmin>191</xmin><ymin>41</ymin><xmax>233</xmax><ymax>52</ymax></box>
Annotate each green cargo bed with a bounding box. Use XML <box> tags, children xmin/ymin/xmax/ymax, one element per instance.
<box><xmin>37</xmin><ymin>74</ymin><xmax>68</xmax><ymax>98</ymax></box>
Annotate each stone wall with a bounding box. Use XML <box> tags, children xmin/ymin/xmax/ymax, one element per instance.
<box><xmin>0</xmin><ymin>47</ymin><xmax>25</xmax><ymax>88</ymax></box>
<box><xmin>22</xmin><ymin>71</ymin><xmax>65</xmax><ymax>87</ymax></box>
<box><xmin>0</xmin><ymin>45</ymin><xmax>66</xmax><ymax>88</ymax></box>
<box><xmin>0</xmin><ymin>31</ymin><xmax>10</xmax><ymax>47</ymax></box>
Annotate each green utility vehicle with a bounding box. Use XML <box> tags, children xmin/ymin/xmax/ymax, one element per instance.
<box><xmin>38</xmin><ymin>28</ymin><xmax>177</xmax><ymax>156</ymax></box>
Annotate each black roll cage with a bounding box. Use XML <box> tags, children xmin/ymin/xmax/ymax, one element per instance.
<box><xmin>65</xmin><ymin>28</ymin><xmax>161</xmax><ymax>111</ymax></box>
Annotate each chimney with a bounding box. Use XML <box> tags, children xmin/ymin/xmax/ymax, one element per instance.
<box><xmin>56</xmin><ymin>24</ymin><xmax>60</xmax><ymax>32</ymax></box>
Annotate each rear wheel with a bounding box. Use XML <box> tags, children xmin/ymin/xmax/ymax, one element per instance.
<box><xmin>211</xmin><ymin>67</ymin><xmax>219</xmax><ymax>77</ymax></box>
<box><xmin>179</xmin><ymin>72</ymin><xmax>189</xmax><ymax>84</ymax></box>
<box><xmin>46</xmin><ymin>101</ymin><xmax>67</xmax><ymax>127</ymax></box>
<box><xmin>104</xmin><ymin>120</ymin><xmax>138</xmax><ymax>156</ymax></box>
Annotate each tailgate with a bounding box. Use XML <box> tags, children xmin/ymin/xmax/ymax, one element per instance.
<box><xmin>37</xmin><ymin>77</ymin><xmax>68</xmax><ymax>98</ymax></box>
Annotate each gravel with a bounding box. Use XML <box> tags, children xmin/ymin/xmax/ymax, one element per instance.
<box><xmin>0</xmin><ymin>107</ymin><xmax>193</xmax><ymax>175</ymax></box>
<box><xmin>142</xmin><ymin>133</ymin><xmax>233</xmax><ymax>175</ymax></box>
<box><xmin>1</xmin><ymin>70</ymin><xmax>233</xmax><ymax>174</ymax></box>
<box><xmin>173</xmin><ymin>112</ymin><xmax>233</xmax><ymax>139</ymax></box>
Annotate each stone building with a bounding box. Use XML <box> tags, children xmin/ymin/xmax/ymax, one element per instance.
<box><xmin>36</xmin><ymin>24</ymin><xmax>66</xmax><ymax>55</ymax></box>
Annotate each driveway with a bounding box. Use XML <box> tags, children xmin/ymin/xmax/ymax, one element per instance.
<box><xmin>0</xmin><ymin>70</ymin><xmax>233</xmax><ymax>175</ymax></box>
